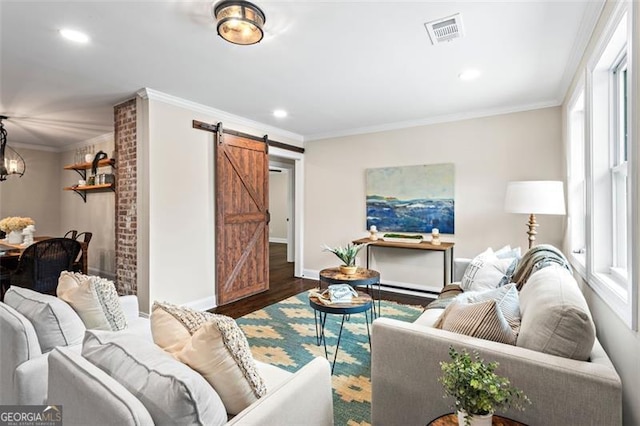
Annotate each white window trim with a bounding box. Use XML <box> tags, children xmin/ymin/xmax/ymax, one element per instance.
<box><xmin>581</xmin><ymin>0</ymin><xmax>637</xmax><ymax>330</ymax></box>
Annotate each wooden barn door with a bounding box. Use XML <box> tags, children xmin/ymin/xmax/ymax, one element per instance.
<box><xmin>215</xmin><ymin>127</ymin><xmax>269</xmax><ymax>305</ymax></box>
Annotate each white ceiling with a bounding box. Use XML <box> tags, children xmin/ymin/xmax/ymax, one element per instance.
<box><xmin>0</xmin><ymin>1</ymin><xmax>602</xmax><ymax>149</ymax></box>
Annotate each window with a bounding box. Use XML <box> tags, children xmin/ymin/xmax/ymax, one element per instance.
<box><xmin>567</xmin><ymin>4</ymin><xmax>637</xmax><ymax>329</ymax></box>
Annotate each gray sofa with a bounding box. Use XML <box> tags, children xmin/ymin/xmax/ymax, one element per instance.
<box><xmin>371</xmin><ymin>259</ymin><xmax>622</xmax><ymax>426</ymax></box>
<box><xmin>0</xmin><ymin>287</ymin><xmax>334</xmax><ymax>425</ymax></box>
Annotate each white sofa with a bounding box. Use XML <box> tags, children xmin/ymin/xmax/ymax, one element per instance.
<box><xmin>371</xmin><ymin>258</ymin><xmax>622</xmax><ymax>426</ymax></box>
<box><xmin>0</xmin><ymin>288</ymin><xmax>334</xmax><ymax>425</ymax></box>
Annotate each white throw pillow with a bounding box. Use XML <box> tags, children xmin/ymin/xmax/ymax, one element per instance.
<box><xmin>57</xmin><ymin>271</ymin><xmax>127</xmax><ymax>331</ymax></box>
<box><xmin>4</xmin><ymin>286</ymin><xmax>85</xmax><ymax>353</ymax></box>
<box><xmin>494</xmin><ymin>245</ymin><xmax>522</xmax><ymax>260</ymax></box>
<box><xmin>82</xmin><ymin>329</ymin><xmax>227</xmax><ymax>426</ymax></box>
<box><xmin>152</xmin><ymin>302</ymin><xmax>267</xmax><ymax>415</ymax></box>
<box><xmin>460</xmin><ymin>249</ymin><xmax>517</xmax><ymax>291</ymax></box>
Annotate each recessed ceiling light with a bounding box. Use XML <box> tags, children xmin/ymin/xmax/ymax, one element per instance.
<box><xmin>273</xmin><ymin>109</ymin><xmax>287</xmax><ymax>118</ymax></box>
<box><xmin>459</xmin><ymin>69</ymin><xmax>481</xmax><ymax>81</ymax></box>
<box><xmin>59</xmin><ymin>29</ymin><xmax>90</xmax><ymax>44</ymax></box>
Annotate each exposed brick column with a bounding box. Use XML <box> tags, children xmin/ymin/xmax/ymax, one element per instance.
<box><xmin>114</xmin><ymin>99</ymin><xmax>137</xmax><ymax>295</ymax></box>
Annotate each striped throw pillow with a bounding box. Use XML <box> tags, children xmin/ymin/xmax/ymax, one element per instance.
<box><xmin>434</xmin><ymin>299</ymin><xmax>517</xmax><ymax>345</ymax></box>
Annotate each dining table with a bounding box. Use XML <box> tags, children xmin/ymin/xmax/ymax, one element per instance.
<box><xmin>0</xmin><ymin>236</ymin><xmax>88</xmax><ymax>274</ymax></box>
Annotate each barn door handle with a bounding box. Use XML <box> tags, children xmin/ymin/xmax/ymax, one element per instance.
<box><xmin>266</xmin><ymin>210</ymin><xmax>271</xmax><ymax>224</ymax></box>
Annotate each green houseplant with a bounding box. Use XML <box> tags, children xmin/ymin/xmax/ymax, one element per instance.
<box><xmin>439</xmin><ymin>347</ymin><xmax>530</xmax><ymax>426</ymax></box>
<box><xmin>322</xmin><ymin>243</ymin><xmax>366</xmax><ymax>275</ymax></box>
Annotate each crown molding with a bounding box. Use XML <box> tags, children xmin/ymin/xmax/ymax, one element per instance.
<box><xmin>557</xmin><ymin>0</ymin><xmax>606</xmax><ymax>105</ymax></box>
<box><xmin>305</xmin><ymin>100</ymin><xmax>560</xmax><ymax>142</ymax></box>
<box><xmin>136</xmin><ymin>88</ymin><xmax>304</xmax><ymax>144</ymax></box>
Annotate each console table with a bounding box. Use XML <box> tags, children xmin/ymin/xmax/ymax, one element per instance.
<box><xmin>352</xmin><ymin>237</ymin><xmax>454</xmax><ymax>289</ymax></box>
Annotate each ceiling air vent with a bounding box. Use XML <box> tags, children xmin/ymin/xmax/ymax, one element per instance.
<box><xmin>424</xmin><ymin>13</ymin><xmax>464</xmax><ymax>45</ymax></box>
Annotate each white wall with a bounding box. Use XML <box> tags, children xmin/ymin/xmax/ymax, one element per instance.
<box><xmin>268</xmin><ymin>170</ymin><xmax>288</xmax><ymax>242</ymax></box>
<box><xmin>304</xmin><ymin>107</ymin><xmax>564</xmax><ymax>291</ymax></box>
<box><xmin>59</xmin><ymin>135</ymin><xmax>116</xmax><ymax>279</ymax></box>
<box><xmin>139</xmin><ymin>91</ymin><xmax>302</xmax><ymax>312</ymax></box>
<box><xmin>562</xmin><ymin>2</ymin><xmax>640</xmax><ymax>424</ymax></box>
<box><xmin>0</xmin><ymin>147</ymin><xmax>61</xmax><ymax>237</ymax></box>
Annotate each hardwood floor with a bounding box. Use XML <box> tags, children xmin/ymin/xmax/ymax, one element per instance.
<box><xmin>212</xmin><ymin>243</ymin><xmax>433</xmax><ymax>318</ymax></box>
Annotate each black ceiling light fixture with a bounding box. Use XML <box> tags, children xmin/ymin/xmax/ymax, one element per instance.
<box><xmin>0</xmin><ymin>116</ymin><xmax>26</xmax><ymax>181</ymax></box>
<box><xmin>213</xmin><ymin>0</ymin><xmax>266</xmax><ymax>45</ymax></box>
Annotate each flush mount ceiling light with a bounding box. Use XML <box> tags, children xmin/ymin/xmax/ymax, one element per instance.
<box><xmin>213</xmin><ymin>0</ymin><xmax>265</xmax><ymax>45</ymax></box>
<box><xmin>59</xmin><ymin>28</ymin><xmax>90</xmax><ymax>44</ymax></box>
<box><xmin>459</xmin><ymin>69</ymin><xmax>481</xmax><ymax>81</ymax></box>
<box><xmin>273</xmin><ymin>109</ymin><xmax>287</xmax><ymax>118</ymax></box>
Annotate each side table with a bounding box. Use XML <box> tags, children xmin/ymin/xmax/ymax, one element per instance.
<box><xmin>428</xmin><ymin>413</ymin><xmax>527</xmax><ymax>426</ymax></box>
<box><xmin>319</xmin><ymin>267</ymin><xmax>381</xmax><ymax>317</ymax></box>
<box><xmin>309</xmin><ymin>291</ymin><xmax>373</xmax><ymax>374</ymax></box>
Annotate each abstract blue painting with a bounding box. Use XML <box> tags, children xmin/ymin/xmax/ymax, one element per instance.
<box><xmin>366</xmin><ymin>163</ymin><xmax>455</xmax><ymax>234</ymax></box>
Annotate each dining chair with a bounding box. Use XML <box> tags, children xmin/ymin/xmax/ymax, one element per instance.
<box><xmin>72</xmin><ymin>232</ymin><xmax>93</xmax><ymax>273</ymax></box>
<box><xmin>63</xmin><ymin>230</ymin><xmax>78</xmax><ymax>240</ymax></box>
<box><xmin>9</xmin><ymin>238</ymin><xmax>81</xmax><ymax>295</ymax></box>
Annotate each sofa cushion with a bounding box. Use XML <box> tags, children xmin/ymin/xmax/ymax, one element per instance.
<box><xmin>4</xmin><ymin>286</ymin><xmax>85</xmax><ymax>353</ymax></box>
<box><xmin>517</xmin><ymin>264</ymin><xmax>595</xmax><ymax>361</ymax></box>
<box><xmin>434</xmin><ymin>299</ymin><xmax>517</xmax><ymax>345</ymax></box>
<box><xmin>57</xmin><ymin>271</ymin><xmax>127</xmax><ymax>331</ymax></box>
<box><xmin>152</xmin><ymin>302</ymin><xmax>267</xmax><ymax>415</ymax></box>
<box><xmin>460</xmin><ymin>249</ymin><xmax>517</xmax><ymax>291</ymax></box>
<box><xmin>82</xmin><ymin>329</ymin><xmax>226</xmax><ymax>426</ymax></box>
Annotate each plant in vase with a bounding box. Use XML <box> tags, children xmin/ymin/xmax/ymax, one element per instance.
<box><xmin>0</xmin><ymin>216</ymin><xmax>35</xmax><ymax>244</ymax></box>
<box><xmin>322</xmin><ymin>243</ymin><xmax>366</xmax><ymax>275</ymax></box>
<box><xmin>439</xmin><ymin>347</ymin><xmax>530</xmax><ymax>426</ymax></box>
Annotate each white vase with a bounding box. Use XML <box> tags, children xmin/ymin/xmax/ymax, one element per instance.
<box><xmin>457</xmin><ymin>410</ymin><xmax>493</xmax><ymax>426</ymax></box>
<box><xmin>7</xmin><ymin>230</ymin><xmax>23</xmax><ymax>244</ymax></box>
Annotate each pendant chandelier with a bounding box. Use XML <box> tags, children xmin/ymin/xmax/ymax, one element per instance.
<box><xmin>214</xmin><ymin>0</ymin><xmax>266</xmax><ymax>45</ymax></box>
<box><xmin>0</xmin><ymin>116</ymin><xmax>26</xmax><ymax>181</ymax></box>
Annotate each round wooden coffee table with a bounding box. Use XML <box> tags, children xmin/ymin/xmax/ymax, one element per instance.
<box><xmin>309</xmin><ymin>290</ymin><xmax>373</xmax><ymax>374</ymax></box>
<box><xmin>319</xmin><ymin>267</ymin><xmax>381</xmax><ymax>317</ymax></box>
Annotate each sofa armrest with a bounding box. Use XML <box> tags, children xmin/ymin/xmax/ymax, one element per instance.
<box><xmin>119</xmin><ymin>295</ymin><xmax>140</xmax><ymax>323</ymax></box>
<box><xmin>371</xmin><ymin>318</ymin><xmax>621</xmax><ymax>426</ymax></box>
<box><xmin>453</xmin><ymin>258</ymin><xmax>471</xmax><ymax>282</ymax></box>
<box><xmin>47</xmin><ymin>347</ymin><xmax>153</xmax><ymax>426</ymax></box>
<box><xmin>227</xmin><ymin>357</ymin><xmax>334</xmax><ymax>426</ymax></box>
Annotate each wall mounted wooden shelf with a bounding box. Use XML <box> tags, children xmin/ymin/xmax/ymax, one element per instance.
<box><xmin>63</xmin><ymin>158</ymin><xmax>116</xmax><ymax>202</ymax></box>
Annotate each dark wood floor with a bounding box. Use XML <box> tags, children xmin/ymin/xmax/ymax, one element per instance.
<box><xmin>212</xmin><ymin>243</ymin><xmax>433</xmax><ymax>318</ymax></box>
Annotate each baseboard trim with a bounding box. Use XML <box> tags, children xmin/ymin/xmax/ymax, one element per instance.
<box><xmin>182</xmin><ymin>296</ymin><xmax>216</xmax><ymax>311</ymax></box>
<box><xmin>269</xmin><ymin>237</ymin><xmax>288</xmax><ymax>244</ymax></box>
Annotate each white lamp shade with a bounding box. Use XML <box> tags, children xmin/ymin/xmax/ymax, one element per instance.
<box><xmin>504</xmin><ymin>181</ymin><xmax>566</xmax><ymax>215</ymax></box>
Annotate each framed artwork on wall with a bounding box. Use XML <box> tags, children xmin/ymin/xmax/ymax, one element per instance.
<box><xmin>366</xmin><ymin>163</ymin><xmax>455</xmax><ymax>234</ymax></box>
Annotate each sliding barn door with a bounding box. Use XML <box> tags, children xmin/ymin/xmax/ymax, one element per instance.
<box><xmin>215</xmin><ymin>129</ymin><xmax>269</xmax><ymax>305</ymax></box>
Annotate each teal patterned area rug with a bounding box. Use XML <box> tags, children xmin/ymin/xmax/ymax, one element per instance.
<box><xmin>236</xmin><ymin>291</ymin><xmax>424</xmax><ymax>426</ymax></box>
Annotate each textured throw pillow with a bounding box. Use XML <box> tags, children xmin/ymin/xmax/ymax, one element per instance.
<box><xmin>517</xmin><ymin>264</ymin><xmax>595</xmax><ymax>361</ymax></box>
<box><xmin>57</xmin><ymin>271</ymin><xmax>127</xmax><ymax>331</ymax></box>
<box><xmin>457</xmin><ymin>284</ymin><xmax>521</xmax><ymax>334</ymax></box>
<box><xmin>82</xmin><ymin>329</ymin><xmax>227</xmax><ymax>426</ymax></box>
<box><xmin>150</xmin><ymin>301</ymin><xmax>214</xmax><ymax>353</ymax></box>
<box><xmin>460</xmin><ymin>249</ymin><xmax>517</xmax><ymax>291</ymax></box>
<box><xmin>434</xmin><ymin>299</ymin><xmax>517</xmax><ymax>345</ymax></box>
<box><xmin>4</xmin><ymin>286</ymin><xmax>85</xmax><ymax>353</ymax></box>
<box><xmin>152</xmin><ymin>302</ymin><xmax>267</xmax><ymax>415</ymax></box>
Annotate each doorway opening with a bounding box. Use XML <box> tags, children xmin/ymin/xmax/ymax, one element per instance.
<box><xmin>268</xmin><ymin>158</ymin><xmax>294</xmax><ymax>282</ymax></box>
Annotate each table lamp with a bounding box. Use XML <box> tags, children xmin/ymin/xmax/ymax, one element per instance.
<box><xmin>504</xmin><ymin>181</ymin><xmax>566</xmax><ymax>249</ymax></box>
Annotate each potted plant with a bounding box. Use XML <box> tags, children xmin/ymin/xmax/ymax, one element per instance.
<box><xmin>322</xmin><ymin>243</ymin><xmax>366</xmax><ymax>275</ymax></box>
<box><xmin>439</xmin><ymin>347</ymin><xmax>530</xmax><ymax>426</ymax></box>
